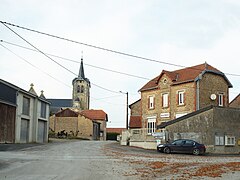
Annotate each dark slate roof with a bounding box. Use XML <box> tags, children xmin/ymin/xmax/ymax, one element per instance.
<box><xmin>47</xmin><ymin>99</ymin><xmax>72</xmax><ymax>108</ymax></box>
<box><xmin>72</xmin><ymin>58</ymin><xmax>90</xmax><ymax>85</ymax></box>
<box><xmin>0</xmin><ymin>79</ymin><xmax>50</xmax><ymax>105</ymax></box>
<box><xmin>79</xmin><ymin>58</ymin><xmax>85</xmax><ymax>79</ymax></box>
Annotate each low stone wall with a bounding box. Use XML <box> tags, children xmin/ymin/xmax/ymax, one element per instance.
<box><xmin>130</xmin><ymin>141</ymin><xmax>157</xmax><ymax>150</ymax></box>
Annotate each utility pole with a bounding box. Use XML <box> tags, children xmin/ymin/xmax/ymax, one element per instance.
<box><xmin>120</xmin><ymin>91</ymin><xmax>129</xmax><ymax>130</ymax></box>
<box><xmin>126</xmin><ymin>92</ymin><xmax>128</xmax><ymax>130</ymax></box>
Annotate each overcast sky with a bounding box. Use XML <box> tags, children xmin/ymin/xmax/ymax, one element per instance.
<box><xmin>1</xmin><ymin>0</ymin><xmax>240</xmax><ymax>128</ymax></box>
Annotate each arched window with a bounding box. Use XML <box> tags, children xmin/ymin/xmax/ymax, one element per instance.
<box><xmin>77</xmin><ymin>85</ymin><xmax>80</xmax><ymax>93</ymax></box>
<box><xmin>81</xmin><ymin>85</ymin><xmax>84</xmax><ymax>93</ymax></box>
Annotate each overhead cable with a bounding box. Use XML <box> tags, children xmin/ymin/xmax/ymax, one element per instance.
<box><xmin>1</xmin><ymin>21</ymin><xmax>240</xmax><ymax>77</ymax></box>
<box><xmin>1</xmin><ymin>23</ymin><xmax>120</xmax><ymax>94</ymax></box>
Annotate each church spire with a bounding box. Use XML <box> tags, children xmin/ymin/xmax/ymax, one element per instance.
<box><xmin>78</xmin><ymin>58</ymin><xmax>85</xmax><ymax>79</ymax></box>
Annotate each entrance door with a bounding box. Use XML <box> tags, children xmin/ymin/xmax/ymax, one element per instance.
<box><xmin>38</xmin><ymin>120</ymin><xmax>45</xmax><ymax>143</ymax></box>
<box><xmin>0</xmin><ymin>103</ymin><xmax>16</xmax><ymax>143</ymax></box>
<box><xmin>92</xmin><ymin>123</ymin><xmax>100</xmax><ymax>140</ymax></box>
<box><xmin>20</xmin><ymin>119</ymin><xmax>29</xmax><ymax>143</ymax></box>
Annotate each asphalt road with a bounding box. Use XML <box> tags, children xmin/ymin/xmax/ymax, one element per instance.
<box><xmin>1</xmin><ymin>140</ymin><xmax>240</xmax><ymax>180</ymax></box>
<box><xmin>0</xmin><ymin>140</ymin><xmax>137</xmax><ymax>180</ymax></box>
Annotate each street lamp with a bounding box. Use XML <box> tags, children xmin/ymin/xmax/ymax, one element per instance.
<box><xmin>120</xmin><ymin>91</ymin><xmax>129</xmax><ymax>130</ymax></box>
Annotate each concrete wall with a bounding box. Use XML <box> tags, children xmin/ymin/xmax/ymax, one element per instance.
<box><xmin>165</xmin><ymin>107</ymin><xmax>240</xmax><ymax>154</ymax></box>
<box><xmin>15</xmin><ymin>92</ymin><xmax>49</xmax><ymax>143</ymax></box>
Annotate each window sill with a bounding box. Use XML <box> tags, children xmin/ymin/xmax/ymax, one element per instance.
<box><xmin>162</xmin><ymin>106</ymin><xmax>169</xmax><ymax>109</ymax></box>
<box><xmin>177</xmin><ymin>104</ymin><xmax>185</xmax><ymax>107</ymax></box>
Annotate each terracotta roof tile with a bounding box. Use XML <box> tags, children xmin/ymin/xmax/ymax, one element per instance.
<box><xmin>106</xmin><ymin>128</ymin><xmax>125</xmax><ymax>134</ymax></box>
<box><xmin>140</xmin><ymin>63</ymin><xmax>225</xmax><ymax>91</ymax></box>
<box><xmin>80</xmin><ymin>109</ymin><xmax>107</xmax><ymax>121</ymax></box>
<box><xmin>129</xmin><ymin>116</ymin><xmax>142</xmax><ymax>128</ymax></box>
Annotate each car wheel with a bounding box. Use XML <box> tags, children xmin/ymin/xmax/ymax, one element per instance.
<box><xmin>164</xmin><ymin>147</ymin><xmax>171</xmax><ymax>154</ymax></box>
<box><xmin>193</xmin><ymin>148</ymin><xmax>200</xmax><ymax>155</ymax></box>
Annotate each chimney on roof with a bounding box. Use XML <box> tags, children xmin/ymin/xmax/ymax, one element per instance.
<box><xmin>205</xmin><ymin>61</ymin><xmax>208</xmax><ymax>70</ymax></box>
<box><xmin>175</xmin><ymin>73</ymin><xmax>179</xmax><ymax>81</ymax></box>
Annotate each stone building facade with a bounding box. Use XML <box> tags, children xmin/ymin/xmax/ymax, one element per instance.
<box><xmin>139</xmin><ymin>63</ymin><xmax>232</xmax><ymax>135</ymax></box>
<box><xmin>72</xmin><ymin>58</ymin><xmax>90</xmax><ymax>110</ymax></box>
<box><xmin>129</xmin><ymin>99</ymin><xmax>142</xmax><ymax>129</ymax></box>
<box><xmin>230</xmin><ymin>93</ymin><xmax>240</xmax><ymax>108</ymax></box>
<box><xmin>49</xmin><ymin>108</ymin><xmax>108</xmax><ymax>140</ymax></box>
<box><xmin>126</xmin><ymin>63</ymin><xmax>234</xmax><ymax>149</ymax></box>
<box><xmin>48</xmin><ymin>58</ymin><xmax>90</xmax><ymax>114</ymax></box>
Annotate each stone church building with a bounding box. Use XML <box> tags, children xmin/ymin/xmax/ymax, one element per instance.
<box><xmin>48</xmin><ymin>58</ymin><xmax>90</xmax><ymax>114</ymax></box>
<box><xmin>48</xmin><ymin>58</ymin><xmax>108</xmax><ymax>140</ymax></box>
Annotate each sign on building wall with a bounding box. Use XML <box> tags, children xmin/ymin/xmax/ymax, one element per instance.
<box><xmin>160</xmin><ymin>113</ymin><xmax>170</xmax><ymax>118</ymax></box>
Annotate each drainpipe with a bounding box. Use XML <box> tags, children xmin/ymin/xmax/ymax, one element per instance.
<box><xmin>196</xmin><ymin>79</ymin><xmax>200</xmax><ymax>111</ymax></box>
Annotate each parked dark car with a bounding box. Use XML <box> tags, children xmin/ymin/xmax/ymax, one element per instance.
<box><xmin>157</xmin><ymin>139</ymin><xmax>206</xmax><ymax>155</ymax></box>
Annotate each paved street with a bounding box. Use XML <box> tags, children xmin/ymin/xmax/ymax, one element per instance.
<box><xmin>0</xmin><ymin>140</ymin><xmax>240</xmax><ymax>180</ymax></box>
<box><xmin>0</xmin><ymin>140</ymin><xmax>135</xmax><ymax>180</ymax></box>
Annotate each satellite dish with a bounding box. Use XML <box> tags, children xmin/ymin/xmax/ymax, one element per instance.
<box><xmin>210</xmin><ymin>94</ymin><xmax>216</xmax><ymax>100</ymax></box>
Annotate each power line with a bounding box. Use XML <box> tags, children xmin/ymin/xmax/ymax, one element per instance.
<box><xmin>0</xmin><ymin>40</ymin><xmax>150</xmax><ymax>80</ymax></box>
<box><xmin>1</xmin><ymin>23</ymin><xmax>120</xmax><ymax>94</ymax></box>
<box><xmin>1</xmin><ymin>40</ymin><xmax>239</xmax><ymax>97</ymax></box>
<box><xmin>0</xmin><ymin>43</ymin><xmax>130</xmax><ymax>105</ymax></box>
<box><xmin>0</xmin><ymin>43</ymin><xmax>71</xmax><ymax>88</ymax></box>
<box><xmin>1</xmin><ymin>21</ymin><xmax>239</xmax><ymax>97</ymax></box>
<box><xmin>0</xmin><ymin>21</ymin><xmax>181</xmax><ymax>68</ymax></box>
<box><xmin>1</xmin><ymin>21</ymin><xmax>240</xmax><ymax>77</ymax></box>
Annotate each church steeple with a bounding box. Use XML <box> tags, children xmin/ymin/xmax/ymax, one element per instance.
<box><xmin>78</xmin><ymin>58</ymin><xmax>85</xmax><ymax>79</ymax></box>
<box><xmin>72</xmin><ymin>57</ymin><xmax>90</xmax><ymax>110</ymax></box>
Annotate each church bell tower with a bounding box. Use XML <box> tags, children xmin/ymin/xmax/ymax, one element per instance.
<box><xmin>72</xmin><ymin>58</ymin><xmax>90</xmax><ymax>110</ymax></box>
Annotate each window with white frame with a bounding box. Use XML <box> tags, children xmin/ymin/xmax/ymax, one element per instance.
<box><xmin>225</xmin><ymin>135</ymin><xmax>235</xmax><ymax>146</ymax></box>
<box><xmin>218</xmin><ymin>93</ymin><xmax>224</xmax><ymax>106</ymax></box>
<box><xmin>162</xmin><ymin>93</ymin><xmax>169</xmax><ymax>108</ymax></box>
<box><xmin>178</xmin><ymin>91</ymin><xmax>184</xmax><ymax>105</ymax></box>
<box><xmin>149</xmin><ymin>96</ymin><xmax>155</xmax><ymax>109</ymax></box>
<box><xmin>147</xmin><ymin>118</ymin><xmax>156</xmax><ymax>135</ymax></box>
